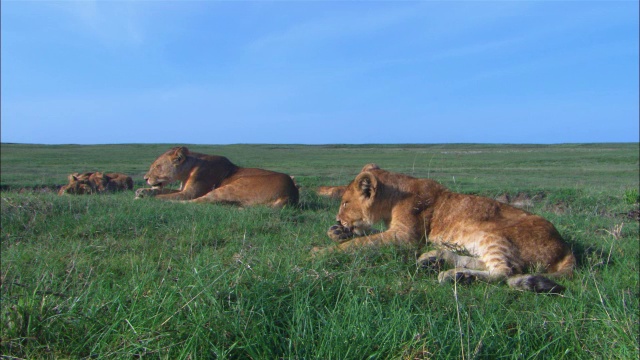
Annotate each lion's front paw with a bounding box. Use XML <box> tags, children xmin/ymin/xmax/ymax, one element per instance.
<box><xmin>437</xmin><ymin>269</ymin><xmax>477</xmax><ymax>285</ymax></box>
<box><xmin>417</xmin><ymin>250</ymin><xmax>445</xmax><ymax>270</ymax></box>
<box><xmin>327</xmin><ymin>223</ymin><xmax>355</xmax><ymax>243</ymax></box>
<box><xmin>135</xmin><ymin>188</ymin><xmax>159</xmax><ymax>199</ymax></box>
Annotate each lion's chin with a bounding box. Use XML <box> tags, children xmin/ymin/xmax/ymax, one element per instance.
<box><xmin>149</xmin><ymin>178</ymin><xmax>173</xmax><ymax>188</ymax></box>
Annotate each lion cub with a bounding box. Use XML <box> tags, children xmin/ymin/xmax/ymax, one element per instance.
<box><xmin>314</xmin><ymin>164</ymin><xmax>575</xmax><ymax>294</ymax></box>
<box><xmin>135</xmin><ymin>146</ymin><xmax>299</xmax><ymax>208</ymax></box>
<box><xmin>58</xmin><ymin>172</ymin><xmax>133</xmax><ymax>195</ymax></box>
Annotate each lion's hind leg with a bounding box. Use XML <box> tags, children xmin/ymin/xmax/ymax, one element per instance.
<box><xmin>187</xmin><ymin>191</ymin><xmax>241</xmax><ymax>206</ymax></box>
<box><xmin>417</xmin><ymin>249</ymin><xmax>497</xmax><ymax>285</ymax></box>
<box><xmin>418</xmin><ymin>249</ymin><xmax>486</xmax><ymax>271</ymax></box>
<box><xmin>437</xmin><ymin>268</ymin><xmax>501</xmax><ymax>285</ymax></box>
<box><xmin>436</xmin><ymin>234</ymin><xmax>520</xmax><ymax>284</ymax></box>
<box><xmin>506</xmin><ymin>275</ymin><xmax>565</xmax><ymax>294</ymax></box>
<box><xmin>430</xmin><ymin>234</ymin><xmax>566</xmax><ymax>294</ymax></box>
<box><xmin>185</xmin><ymin>182</ymin><xmax>247</xmax><ymax>205</ymax></box>
<box><xmin>436</xmin><ymin>268</ymin><xmax>565</xmax><ymax>294</ymax></box>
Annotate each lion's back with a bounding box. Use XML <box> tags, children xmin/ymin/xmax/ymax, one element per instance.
<box><xmin>428</xmin><ymin>187</ymin><xmax>572</xmax><ymax>270</ymax></box>
<box><xmin>230</xmin><ymin>168</ymin><xmax>299</xmax><ymax>205</ymax></box>
<box><xmin>105</xmin><ymin>173</ymin><xmax>134</xmax><ymax>190</ymax></box>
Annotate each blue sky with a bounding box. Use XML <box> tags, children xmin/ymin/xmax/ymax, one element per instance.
<box><xmin>2</xmin><ymin>1</ymin><xmax>638</xmax><ymax>145</ymax></box>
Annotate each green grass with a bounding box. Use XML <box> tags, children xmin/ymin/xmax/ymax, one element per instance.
<box><xmin>1</xmin><ymin>143</ymin><xmax>638</xmax><ymax>359</ymax></box>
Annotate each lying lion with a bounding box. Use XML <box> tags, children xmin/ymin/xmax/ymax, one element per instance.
<box><xmin>58</xmin><ymin>173</ymin><xmax>94</xmax><ymax>195</ymax></box>
<box><xmin>92</xmin><ymin>172</ymin><xmax>134</xmax><ymax>192</ymax></box>
<box><xmin>316</xmin><ymin>185</ymin><xmax>347</xmax><ymax>199</ymax></box>
<box><xmin>59</xmin><ymin>172</ymin><xmax>133</xmax><ymax>195</ymax></box>
<box><xmin>313</xmin><ymin>164</ymin><xmax>575</xmax><ymax>294</ymax></box>
<box><xmin>135</xmin><ymin>146</ymin><xmax>299</xmax><ymax>208</ymax></box>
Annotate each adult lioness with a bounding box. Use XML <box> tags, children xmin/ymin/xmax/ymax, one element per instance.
<box><xmin>314</xmin><ymin>164</ymin><xmax>575</xmax><ymax>294</ymax></box>
<box><xmin>135</xmin><ymin>146</ymin><xmax>299</xmax><ymax>208</ymax></box>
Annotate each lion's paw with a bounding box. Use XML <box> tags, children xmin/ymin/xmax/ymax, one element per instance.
<box><xmin>417</xmin><ymin>250</ymin><xmax>445</xmax><ymax>270</ymax></box>
<box><xmin>327</xmin><ymin>223</ymin><xmax>355</xmax><ymax>243</ymax></box>
<box><xmin>135</xmin><ymin>188</ymin><xmax>159</xmax><ymax>199</ymax></box>
<box><xmin>437</xmin><ymin>269</ymin><xmax>477</xmax><ymax>285</ymax></box>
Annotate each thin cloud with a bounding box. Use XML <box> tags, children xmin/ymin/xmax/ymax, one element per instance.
<box><xmin>247</xmin><ymin>3</ymin><xmax>422</xmax><ymax>53</ymax></box>
<box><xmin>54</xmin><ymin>0</ymin><xmax>145</xmax><ymax>47</ymax></box>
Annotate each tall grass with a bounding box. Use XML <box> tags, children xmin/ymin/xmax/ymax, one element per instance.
<box><xmin>1</xmin><ymin>143</ymin><xmax>638</xmax><ymax>358</ymax></box>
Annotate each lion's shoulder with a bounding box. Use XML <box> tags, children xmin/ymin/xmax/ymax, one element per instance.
<box><xmin>145</xmin><ymin>147</ymin><xmax>237</xmax><ymax>185</ymax></box>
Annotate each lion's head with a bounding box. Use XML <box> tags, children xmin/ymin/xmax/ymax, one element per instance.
<box><xmin>69</xmin><ymin>172</ymin><xmax>94</xmax><ymax>182</ymax></box>
<box><xmin>144</xmin><ymin>146</ymin><xmax>190</xmax><ymax>188</ymax></box>
<box><xmin>335</xmin><ymin>164</ymin><xmax>385</xmax><ymax>235</ymax></box>
<box><xmin>58</xmin><ymin>177</ymin><xmax>93</xmax><ymax>195</ymax></box>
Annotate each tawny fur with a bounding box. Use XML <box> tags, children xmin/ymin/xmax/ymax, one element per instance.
<box><xmin>316</xmin><ymin>186</ymin><xmax>347</xmax><ymax>199</ymax></box>
<box><xmin>59</xmin><ymin>172</ymin><xmax>133</xmax><ymax>195</ymax></box>
<box><xmin>91</xmin><ymin>172</ymin><xmax>134</xmax><ymax>192</ymax></box>
<box><xmin>135</xmin><ymin>146</ymin><xmax>299</xmax><ymax>208</ymax></box>
<box><xmin>313</xmin><ymin>164</ymin><xmax>575</xmax><ymax>293</ymax></box>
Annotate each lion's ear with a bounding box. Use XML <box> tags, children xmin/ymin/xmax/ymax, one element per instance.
<box><xmin>177</xmin><ymin>146</ymin><xmax>189</xmax><ymax>155</ymax></box>
<box><xmin>355</xmin><ymin>172</ymin><xmax>378</xmax><ymax>201</ymax></box>
<box><xmin>172</xmin><ymin>147</ymin><xmax>189</xmax><ymax>164</ymax></box>
<box><xmin>360</xmin><ymin>163</ymin><xmax>380</xmax><ymax>172</ymax></box>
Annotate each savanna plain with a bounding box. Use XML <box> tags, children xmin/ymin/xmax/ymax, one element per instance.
<box><xmin>1</xmin><ymin>143</ymin><xmax>638</xmax><ymax>359</ymax></box>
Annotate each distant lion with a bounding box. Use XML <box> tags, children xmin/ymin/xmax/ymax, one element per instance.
<box><xmin>70</xmin><ymin>172</ymin><xmax>94</xmax><ymax>182</ymax></box>
<box><xmin>58</xmin><ymin>172</ymin><xmax>133</xmax><ymax>195</ymax></box>
<box><xmin>316</xmin><ymin>185</ymin><xmax>347</xmax><ymax>199</ymax></box>
<box><xmin>58</xmin><ymin>178</ymin><xmax>94</xmax><ymax>195</ymax></box>
<box><xmin>135</xmin><ymin>146</ymin><xmax>299</xmax><ymax>208</ymax></box>
<box><xmin>58</xmin><ymin>172</ymin><xmax>95</xmax><ymax>195</ymax></box>
<box><xmin>313</xmin><ymin>164</ymin><xmax>575</xmax><ymax>294</ymax></box>
<box><xmin>90</xmin><ymin>172</ymin><xmax>134</xmax><ymax>192</ymax></box>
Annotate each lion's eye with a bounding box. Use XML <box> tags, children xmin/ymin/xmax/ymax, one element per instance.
<box><xmin>342</xmin><ymin>202</ymin><xmax>348</xmax><ymax>208</ymax></box>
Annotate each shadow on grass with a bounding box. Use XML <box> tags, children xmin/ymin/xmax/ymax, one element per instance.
<box><xmin>567</xmin><ymin>236</ymin><xmax>614</xmax><ymax>269</ymax></box>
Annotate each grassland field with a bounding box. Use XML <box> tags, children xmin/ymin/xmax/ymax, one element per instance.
<box><xmin>1</xmin><ymin>142</ymin><xmax>638</xmax><ymax>359</ymax></box>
